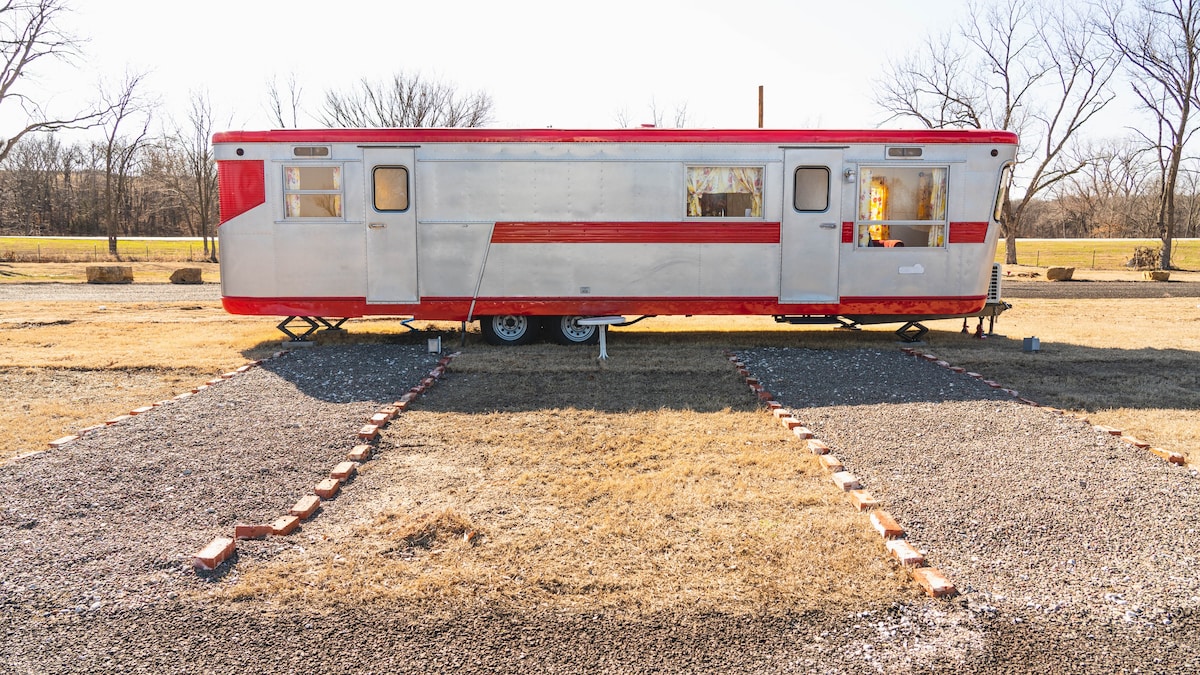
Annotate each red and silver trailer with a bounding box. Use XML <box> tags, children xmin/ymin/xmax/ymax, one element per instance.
<box><xmin>212</xmin><ymin>128</ymin><xmax>1017</xmax><ymax>344</ymax></box>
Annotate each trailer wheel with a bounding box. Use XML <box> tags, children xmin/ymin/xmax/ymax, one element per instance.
<box><xmin>480</xmin><ymin>315</ymin><xmax>539</xmax><ymax>346</ymax></box>
<box><xmin>546</xmin><ymin>315</ymin><xmax>601</xmax><ymax>345</ymax></box>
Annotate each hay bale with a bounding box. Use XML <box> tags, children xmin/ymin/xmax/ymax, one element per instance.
<box><xmin>86</xmin><ymin>266</ymin><xmax>133</xmax><ymax>284</ymax></box>
<box><xmin>170</xmin><ymin>268</ymin><xmax>203</xmax><ymax>284</ymax></box>
<box><xmin>1045</xmin><ymin>266</ymin><xmax>1075</xmax><ymax>281</ymax></box>
<box><xmin>1143</xmin><ymin>270</ymin><xmax>1171</xmax><ymax>282</ymax></box>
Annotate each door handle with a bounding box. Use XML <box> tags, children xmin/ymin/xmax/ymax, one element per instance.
<box><xmin>819</xmin><ymin>222</ymin><xmax>837</xmax><ymax>229</ymax></box>
<box><xmin>368</xmin><ymin>222</ymin><xmax>386</xmax><ymax>229</ymax></box>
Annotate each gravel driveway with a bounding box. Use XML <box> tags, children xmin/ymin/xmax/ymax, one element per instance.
<box><xmin>2</xmin><ymin>339</ymin><xmax>1198</xmax><ymax>672</ymax></box>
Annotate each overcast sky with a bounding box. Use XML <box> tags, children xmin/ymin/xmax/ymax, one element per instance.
<box><xmin>8</xmin><ymin>0</ymin><xmax>976</xmax><ymax>134</ymax></box>
<box><xmin>5</xmin><ymin>0</ymin><xmax>1142</xmax><ymax>142</ymax></box>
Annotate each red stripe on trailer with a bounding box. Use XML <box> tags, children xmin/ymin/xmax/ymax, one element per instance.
<box><xmin>214</xmin><ymin>128</ymin><xmax>1019</xmax><ymax>146</ymax></box>
<box><xmin>948</xmin><ymin>221</ymin><xmax>989</xmax><ymax>243</ymax></box>
<box><xmin>221</xmin><ymin>295</ymin><xmax>986</xmax><ymax>321</ymax></box>
<box><xmin>217</xmin><ymin>160</ymin><xmax>265</xmax><ymax>225</ymax></box>
<box><xmin>490</xmin><ymin>222</ymin><xmax>780</xmax><ymax>244</ymax></box>
<box><xmin>842</xmin><ymin>222</ymin><xmax>854</xmax><ymax>243</ymax></box>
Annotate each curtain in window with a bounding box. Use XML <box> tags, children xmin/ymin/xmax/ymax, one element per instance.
<box><xmin>686</xmin><ymin>167</ymin><xmax>763</xmax><ymax>217</ymax></box>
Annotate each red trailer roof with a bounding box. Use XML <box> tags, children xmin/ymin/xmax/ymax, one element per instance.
<box><xmin>213</xmin><ymin>127</ymin><xmax>1019</xmax><ymax>146</ymax></box>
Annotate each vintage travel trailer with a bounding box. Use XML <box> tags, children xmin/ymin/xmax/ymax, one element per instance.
<box><xmin>212</xmin><ymin>128</ymin><xmax>1017</xmax><ymax>344</ymax></box>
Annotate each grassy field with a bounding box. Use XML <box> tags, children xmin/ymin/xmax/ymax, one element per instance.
<box><xmin>999</xmin><ymin>237</ymin><xmax>1200</xmax><ymax>270</ymax></box>
<box><xmin>0</xmin><ymin>236</ymin><xmax>215</xmax><ymax>263</ymax></box>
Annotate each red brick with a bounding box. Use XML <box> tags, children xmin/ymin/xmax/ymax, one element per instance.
<box><xmin>48</xmin><ymin>435</ymin><xmax>78</xmax><ymax>449</ymax></box>
<box><xmin>912</xmin><ymin>567</ymin><xmax>957</xmax><ymax>598</ymax></box>
<box><xmin>421</xmin><ymin>377</ymin><xmax>435</xmax><ymax>388</ymax></box>
<box><xmin>921</xmin><ymin>354</ymin><xmax>938</xmax><ymax>361</ymax></box>
<box><xmin>831</xmin><ymin>471</ymin><xmax>861</xmax><ymax>491</ymax></box>
<box><xmin>966</xmin><ymin>372</ymin><xmax>982</xmax><ymax>379</ymax></box>
<box><xmin>130</xmin><ymin>406</ymin><xmax>154</xmax><ymax>415</ymax></box>
<box><xmin>870</xmin><ymin>511</ymin><xmax>905</xmax><ymax>539</ymax></box>
<box><xmin>234</xmin><ymin>524</ymin><xmax>273</xmax><ymax>540</ymax></box>
<box><xmin>289</xmin><ymin>495</ymin><xmax>321</xmax><ymax>520</ymax></box>
<box><xmin>772</xmin><ymin>407</ymin><xmax>791</xmax><ymax>419</ymax></box>
<box><xmin>1095</xmin><ymin>425</ymin><xmax>1123</xmax><ymax>436</ymax></box>
<box><xmin>398</xmin><ymin>393</ymin><xmax>416</xmax><ymax>404</ymax></box>
<box><xmin>357</xmin><ymin>424</ymin><xmax>379</xmax><ymax>440</ymax></box>
<box><xmin>765</xmin><ymin>400</ymin><xmax>783</xmax><ymax>411</ymax></box>
<box><xmin>77</xmin><ymin>424</ymin><xmax>106</xmax><ymax>435</ymax></box>
<box><xmin>792</xmin><ymin>426</ymin><xmax>814</xmax><ymax>440</ymax></box>
<box><xmin>173</xmin><ymin>392</ymin><xmax>193</xmax><ymax>401</ymax></box>
<box><xmin>849</xmin><ymin>490</ymin><xmax>879</xmax><ymax>511</ymax></box>
<box><xmin>206</xmin><ymin>378</ymin><xmax>224</xmax><ymax>386</ymax></box>
<box><xmin>1121</xmin><ymin>436</ymin><xmax>1150</xmax><ymax>449</ymax></box>
<box><xmin>438</xmin><ymin>356</ymin><xmax>452</xmax><ymax>367</ymax></box>
<box><xmin>935</xmin><ymin>360</ymin><xmax>950</xmax><ymax>368</ymax></box>
<box><xmin>193</xmin><ymin>536</ymin><xmax>236</xmax><ymax>571</ymax></box>
<box><xmin>369</xmin><ymin>413</ymin><xmax>390</xmax><ymax>427</ymax></box>
<box><xmin>392</xmin><ymin>401</ymin><xmax>409</xmax><ymax>412</ymax></box>
<box><xmin>220</xmin><ymin>372</ymin><xmax>238</xmax><ymax>379</ymax></box>
<box><xmin>780</xmin><ymin>416</ymin><xmax>803</xmax><ymax>431</ymax></box>
<box><xmin>378</xmin><ymin>405</ymin><xmax>399</xmax><ymax>419</ymax></box>
<box><xmin>819</xmin><ymin>454</ymin><xmax>844</xmax><ymax>473</ymax></box>
<box><xmin>330</xmin><ymin>461</ymin><xmax>358</xmax><ymax>481</ymax></box>
<box><xmin>1149</xmin><ymin>447</ymin><xmax>1186</xmax><ymax>465</ymax></box>
<box><xmin>347</xmin><ymin>445</ymin><xmax>373</xmax><ymax>462</ymax></box>
<box><xmin>950</xmin><ymin>366</ymin><xmax>965</xmax><ymax>374</ymax></box>
<box><xmin>236</xmin><ymin>364</ymin><xmax>253</xmax><ymax>373</ymax></box>
<box><xmin>271</xmin><ymin>515</ymin><xmax>300</xmax><ymax>536</ymax></box>
<box><xmin>757</xmin><ymin>390</ymin><xmax>773</xmax><ymax>401</ymax></box>
<box><xmin>745</xmin><ymin>377</ymin><xmax>758</xmax><ymax>386</ymax></box>
<box><xmin>807</xmin><ymin>439</ymin><xmax>830</xmax><ymax>455</ymax></box>
<box><xmin>105</xmin><ymin>415</ymin><xmax>132</xmax><ymax>425</ymax></box>
<box><xmin>314</xmin><ymin>478</ymin><xmax>341</xmax><ymax>499</ymax></box>
<box><xmin>886</xmin><ymin>539</ymin><xmax>925</xmax><ymax>566</ymax></box>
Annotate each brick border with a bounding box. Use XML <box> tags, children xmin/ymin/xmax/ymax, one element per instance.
<box><xmin>899</xmin><ymin>347</ymin><xmax>1189</xmax><ymax>467</ymax></box>
<box><xmin>725</xmin><ymin>351</ymin><xmax>957</xmax><ymax>599</ymax></box>
<box><xmin>194</xmin><ymin>350</ymin><xmax>462</xmax><ymax>572</ymax></box>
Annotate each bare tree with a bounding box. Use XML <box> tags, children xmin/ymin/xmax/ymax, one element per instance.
<box><xmin>266</xmin><ymin>73</ymin><xmax>303</xmax><ymax>129</ymax></box>
<box><xmin>875</xmin><ymin>0</ymin><xmax>1120</xmax><ymax>264</ymax></box>
<box><xmin>1101</xmin><ymin>0</ymin><xmax>1200</xmax><ymax>269</ymax></box>
<box><xmin>0</xmin><ymin>0</ymin><xmax>110</xmax><ymax>163</ymax></box>
<box><xmin>98</xmin><ymin>71</ymin><xmax>152</xmax><ymax>255</ymax></box>
<box><xmin>615</xmin><ymin>98</ymin><xmax>691</xmax><ymax>128</ymax></box>
<box><xmin>320</xmin><ymin>72</ymin><xmax>493</xmax><ymax>128</ymax></box>
<box><xmin>154</xmin><ymin>91</ymin><xmax>222</xmax><ymax>259</ymax></box>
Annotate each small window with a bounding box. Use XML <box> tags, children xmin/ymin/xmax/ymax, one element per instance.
<box><xmin>793</xmin><ymin>167</ymin><xmax>830</xmax><ymax>212</ymax></box>
<box><xmin>284</xmin><ymin>166</ymin><xmax>342</xmax><ymax>218</ymax></box>
<box><xmin>994</xmin><ymin>164</ymin><xmax>1013</xmax><ymax>222</ymax></box>
<box><xmin>686</xmin><ymin>166</ymin><xmax>763</xmax><ymax>218</ymax></box>
<box><xmin>856</xmin><ymin>166</ymin><xmax>948</xmax><ymax>247</ymax></box>
<box><xmin>373</xmin><ymin>167</ymin><xmax>410</xmax><ymax>211</ymax></box>
<box><xmin>293</xmin><ymin>146</ymin><xmax>330</xmax><ymax>157</ymax></box>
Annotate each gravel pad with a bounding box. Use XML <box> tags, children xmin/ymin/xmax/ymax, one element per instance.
<box><xmin>741</xmin><ymin>347</ymin><xmax>1200</xmax><ymax>664</ymax></box>
<box><xmin>0</xmin><ymin>344</ymin><xmax>439</xmax><ymax>614</ymax></box>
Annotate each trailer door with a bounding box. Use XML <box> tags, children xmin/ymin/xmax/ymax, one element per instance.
<box><xmin>365</xmin><ymin>147</ymin><xmax>418</xmax><ymax>304</ymax></box>
<box><xmin>780</xmin><ymin>149</ymin><xmax>842</xmax><ymax>303</ymax></box>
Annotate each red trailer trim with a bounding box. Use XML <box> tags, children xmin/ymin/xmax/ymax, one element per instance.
<box><xmin>222</xmin><ymin>295</ymin><xmax>986</xmax><ymax>321</ymax></box>
<box><xmin>214</xmin><ymin>128</ymin><xmax>1019</xmax><ymax>146</ymax></box>
<box><xmin>947</xmin><ymin>221</ymin><xmax>989</xmax><ymax>243</ymax></box>
<box><xmin>491</xmin><ymin>222</ymin><xmax>780</xmax><ymax>244</ymax></box>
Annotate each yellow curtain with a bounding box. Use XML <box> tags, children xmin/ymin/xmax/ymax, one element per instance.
<box><xmin>686</xmin><ymin>167</ymin><xmax>763</xmax><ymax>217</ymax></box>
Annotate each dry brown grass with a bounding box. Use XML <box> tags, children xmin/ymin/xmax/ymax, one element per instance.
<box><xmin>0</xmin><ymin>301</ymin><xmax>279</xmax><ymax>459</ymax></box>
<box><xmin>0</xmin><ymin>261</ymin><xmax>221</xmax><ymax>283</ymax></box>
<box><xmin>224</xmin><ymin>344</ymin><xmax>913</xmax><ymax>616</ymax></box>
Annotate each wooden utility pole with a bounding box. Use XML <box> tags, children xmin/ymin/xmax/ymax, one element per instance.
<box><xmin>758</xmin><ymin>86</ymin><xmax>764</xmax><ymax>128</ymax></box>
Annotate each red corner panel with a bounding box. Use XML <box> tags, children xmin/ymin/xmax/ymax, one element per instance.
<box><xmin>218</xmin><ymin>160</ymin><xmax>265</xmax><ymax>225</ymax></box>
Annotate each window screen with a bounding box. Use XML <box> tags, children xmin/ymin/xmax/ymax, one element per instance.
<box><xmin>284</xmin><ymin>166</ymin><xmax>342</xmax><ymax>218</ymax></box>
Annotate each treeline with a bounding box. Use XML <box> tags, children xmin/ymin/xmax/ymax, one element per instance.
<box><xmin>0</xmin><ymin>133</ymin><xmax>193</xmax><ymax>238</ymax></box>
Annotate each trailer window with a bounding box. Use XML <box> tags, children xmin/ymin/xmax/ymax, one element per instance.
<box><xmin>686</xmin><ymin>167</ymin><xmax>763</xmax><ymax>218</ymax></box>
<box><xmin>855</xmin><ymin>166</ymin><xmax>947</xmax><ymax>247</ymax></box>
<box><xmin>284</xmin><ymin>166</ymin><xmax>343</xmax><ymax>218</ymax></box>
<box><xmin>793</xmin><ymin>167</ymin><xmax>830</xmax><ymax>212</ymax></box>
<box><xmin>373</xmin><ymin>167</ymin><xmax>409</xmax><ymax>211</ymax></box>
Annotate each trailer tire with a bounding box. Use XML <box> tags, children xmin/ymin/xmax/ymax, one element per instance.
<box><xmin>480</xmin><ymin>315</ymin><xmax>539</xmax><ymax>346</ymax></box>
<box><xmin>546</xmin><ymin>316</ymin><xmax>601</xmax><ymax>345</ymax></box>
